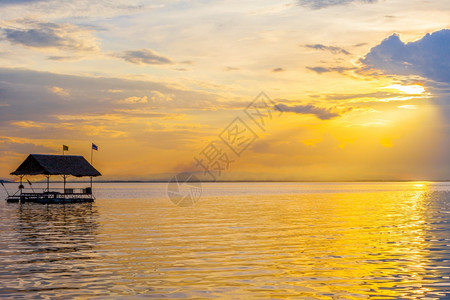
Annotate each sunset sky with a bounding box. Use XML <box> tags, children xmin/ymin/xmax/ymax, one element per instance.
<box><xmin>0</xmin><ymin>0</ymin><xmax>449</xmax><ymax>181</ymax></box>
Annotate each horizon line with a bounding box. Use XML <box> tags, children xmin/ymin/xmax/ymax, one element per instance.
<box><xmin>1</xmin><ymin>179</ymin><xmax>449</xmax><ymax>183</ymax></box>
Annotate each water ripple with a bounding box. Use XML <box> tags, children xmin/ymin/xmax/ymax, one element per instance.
<box><xmin>0</xmin><ymin>182</ymin><xmax>449</xmax><ymax>298</ymax></box>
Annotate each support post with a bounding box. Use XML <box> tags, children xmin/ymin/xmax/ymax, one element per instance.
<box><xmin>46</xmin><ymin>175</ymin><xmax>50</xmax><ymax>192</ymax></box>
<box><xmin>19</xmin><ymin>175</ymin><xmax>23</xmax><ymax>195</ymax></box>
<box><xmin>90</xmin><ymin>144</ymin><xmax>94</xmax><ymax>194</ymax></box>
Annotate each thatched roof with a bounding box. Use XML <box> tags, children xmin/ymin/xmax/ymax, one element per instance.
<box><xmin>11</xmin><ymin>154</ymin><xmax>101</xmax><ymax>177</ymax></box>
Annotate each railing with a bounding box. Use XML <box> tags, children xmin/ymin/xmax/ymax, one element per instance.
<box><xmin>7</xmin><ymin>187</ymin><xmax>95</xmax><ymax>203</ymax></box>
<box><xmin>17</xmin><ymin>187</ymin><xmax>92</xmax><ymax>194</ymax></box>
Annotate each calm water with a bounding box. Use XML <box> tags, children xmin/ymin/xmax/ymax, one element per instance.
<box><xmin>1</xmin><ymin>182</ymin><xmax>450</xmax><ymax>299</ymax></box>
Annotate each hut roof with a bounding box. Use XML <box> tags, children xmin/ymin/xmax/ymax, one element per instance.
<box><xmin>10</xmin><ymin>154</ymin><xmax>101</xmax><ymax>177</ymax></box>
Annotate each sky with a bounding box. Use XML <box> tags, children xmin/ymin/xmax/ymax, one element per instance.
<box><xmin>0</xmin><ymin>0</ymin><xmax>449</xmax><ymax>181</ymax></box>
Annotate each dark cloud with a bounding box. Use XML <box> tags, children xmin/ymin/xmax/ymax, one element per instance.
<box><xmin>361</xmin><ymin>29</ymin><xmax>450</xmax><ymax>83</ymax></box>
<box><xmin>304</xmin><ymin>44</ymin><xmax>350</xmax><ymax>55</ymax></box>
<box><xmin>298</xmin><ymin>0</ymin><xmax>376</xmax><ymax>9</ymax></box>
<box><xmin>274</xmin><ymin>103</ymin><xmax>341</xmax><ymax>120</ymax></box>
<box><xmin>306</xmin><ymin>66</ymin><xmax>329</xmax><ymax>74</ymax></box>
<box><xmin>0</xmin><ymin>67</ymin><xmax>217</xmax><ymax>132</ymax></box>
<box><xmin>272</xmin><ymin>67</ymin><xmax>284</xmax><ymax>72</ymax></box>
<box><xmin>0</xmin><ymin>68</ymin><xmax>222</xmax><ymax>151</ymax></box>
<box><xmin>307</xmin><ymin>66</ymin><xmax>355</xmax><ymax>74</ymax></box>
<box><xmin>47</xmin><ymin>55</ymin><xmax>82</xmax><ymax>61</ymax></box>
<box><xmin>4</xmin><ymin>27</ymin><xmax>62</xmax><ymax>48</ymax></box>
<box><xmin>119</xmin><ymin>49</ymin><xmax>173</xmax><ymax>65</ymax></box>
<box><xmin>1</xmin><ymin>20</ymin><xmax>98</xmax><ymax>52</ymax></box>
<box><xmin>0</xmin><ymin>0</ymin><xmax>47</xmax><ymax>5</ymax></box>
<box><xmin>0</xmin><ymin>137</ymin><xmax>53</xmax><ymax>156</ymax></box>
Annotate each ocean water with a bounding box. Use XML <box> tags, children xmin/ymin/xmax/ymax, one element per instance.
<box><xmin>1</xmin><ymin>181</ymin><xmax>450</xmax><ymax>299</ymax></box>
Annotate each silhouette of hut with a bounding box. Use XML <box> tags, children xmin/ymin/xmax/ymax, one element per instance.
<box><xmin>6</xmin><ymin>154</ymin><xmax>101</xmax><ymax>203</ymax></box>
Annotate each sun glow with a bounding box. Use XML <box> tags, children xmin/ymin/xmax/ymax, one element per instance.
<box><xmin>384</xmin><ymin>84</ymin><xmax>425</xmax><ymax>94</ymax></box>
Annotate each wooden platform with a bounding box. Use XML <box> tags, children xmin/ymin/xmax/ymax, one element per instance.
<box><xmin>7</xmin><ymin>191</ymin><xmax>95</xmax><ymax>204</ymax></box>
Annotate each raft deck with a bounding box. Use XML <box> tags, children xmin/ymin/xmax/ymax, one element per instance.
<box><xmin>7</xmin><ymin>188</ymin><xmax>95</xmax><ymax>204</ymax></box>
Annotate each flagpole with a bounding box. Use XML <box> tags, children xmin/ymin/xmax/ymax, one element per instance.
<box><xmin>90</xmin><ymin>143</ymin><xmax>93</xmax><ymax>192</ymax></box>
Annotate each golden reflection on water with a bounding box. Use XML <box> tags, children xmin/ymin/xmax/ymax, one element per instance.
<box><xmin>1</xmin><ymin>182</ymin><xmax>449</xmax><ymax>298</ymax></box>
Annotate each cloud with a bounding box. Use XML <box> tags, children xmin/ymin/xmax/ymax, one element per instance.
<box><xmin>275</xmin><ymin>103</ymin><xmax>342</xmax><ymax>120</ymax></box>
<box><xmin>272</xmin><ymin>67</ymin><xmax>284</xmax><ymax>72</ymax></box>
<box><xmin>322</xmin><ymin>91</ymin><xmax>403</xmax><ymax>101</ymax></box>
<box><xmin>0</xmin><ymin>67</ymin><xmax>217</xmax><ymax>127</ymax></box>
<box><xmin>224</xmin><ymin>66</ymin><xmax>240</xmax><ymax>71</ymax></box>
<box><xmin>107</xmin><ymin>89</ymin><xmax>123</xmax><ymax>94</ymax></box>
<box><xmin>361</xmin><ymin>29</ymin><xmax>450</xmax><ymax>83</ymax></box>
<box><xmin>0</xmin><ymin>1</ymin><xmax>152</xmax><ymax>19</ymax></box>
<box><xmin>118</xmin><ymin>49</ymin><xmax>173</xmax><ymax>65</ymax></box>
<box><xmin>10</xmin><ymin>121</ymin><xmax>43</xmax><ymax>128</ymax></box>
<box><xmin>304</xmin><ymin>44</ymin><xmax>350</xmax><ymax>55</ymax></box>
<box><xmin>0</xmin><ymin>0</ymin><xmax>47</xmax><ymax>5</ymax></box>
<box><xmin>398</xmin><ymin>105</ymin><xmax>417</xmax><ymax>110</ymax></box>
<box><xmin>309</xmin><ymin>90</ymin><xmax>428</xmax><ymax>104</ymax></box>
<box><xmin>47</xmin><ymin>86</ymin><xmax>70</xmax><ymax>97</ymax></box>
<box><xmin>306</xmin><ymin>67</ymin><xmax>329</xmax><ymax>74</ymax></box>
<box><xmin>0</xmin><ymin>136</ymin><xmax>53</xmax><ymax>156</ymax></box>
<box><xmin>307</xmin><ymin>66</ymin><xmax>355</xmax><ymax>74</ymax></box>
<box><xmin>298</xmin><ymin>0</ymin><xmax>376</xmax><ymax>9</ymax></box>
<box><xmin>149</xmin><ymin>90</ymin><xmax>173</xmax><ymax>103</ymax></box>
<box><xmin>1</xmin><ymin>20</ymin><xmax>99</xmax><ymax>52</ymax></box>
<box><xmin>47</xmin><ymin>55</ymin><xmax>82</xmax><ymax>61</ymax></box>
<box><xmin>117</xmin><ymin>96</ymin><xmax>148</xmax><ymax>104</ymax></box>
<box><xmin>116</xmin><ymin>92</ymin><xmax>172</xmax><ymax>105</ymax></box>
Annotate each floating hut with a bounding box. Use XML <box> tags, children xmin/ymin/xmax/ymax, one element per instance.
<box><xmin>6</xmin><ymin>154</ymin><xmax>101</xmax><ymax>204</ymax></box>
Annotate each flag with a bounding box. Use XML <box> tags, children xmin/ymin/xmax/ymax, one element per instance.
<box><xmin>92</xmin><ymin>143</ymin><xmax>98</xmax><ymax>151</ymax></box>
<box><xmin>63</xmin><ymin>145</ymin><xmax>69</xmax><ymax>151</ymax></box>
